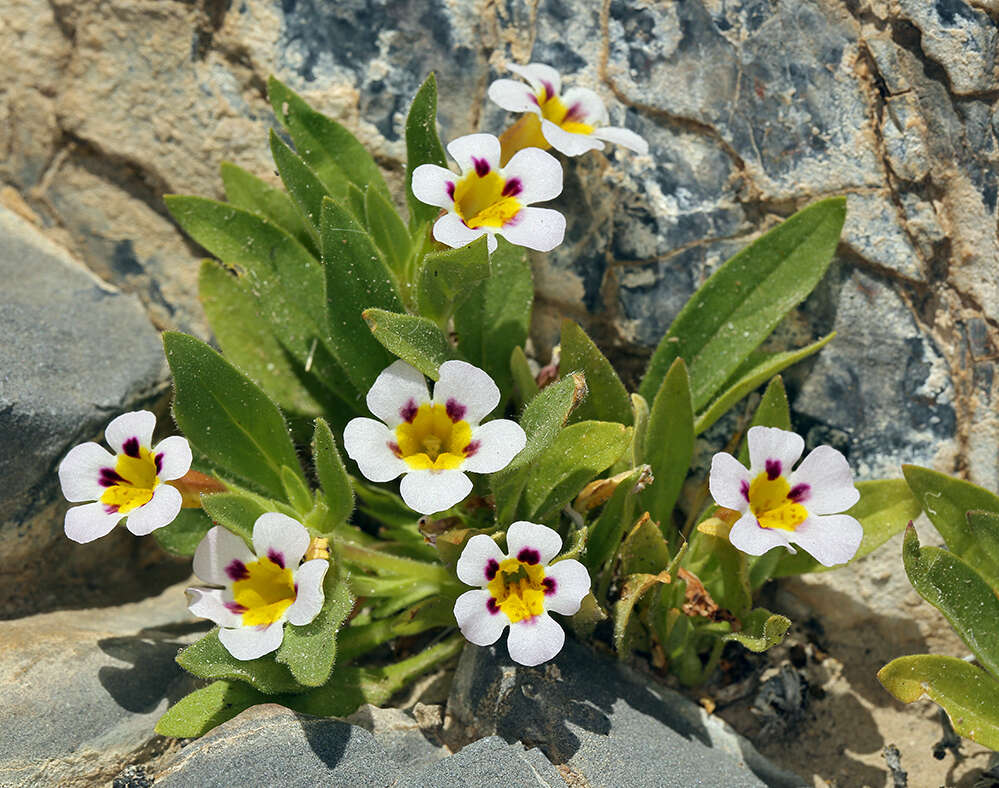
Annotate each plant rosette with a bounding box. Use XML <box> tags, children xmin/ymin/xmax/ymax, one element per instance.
<box><xmin>343</xmin><ymin>359</ymin><xmax>527</xmax><ymax>515</ymax></box>
<box><xmin>709</xmin><ymin>426</ymin><xmax>863</xmax><ymax>566</ymax></box>
<box><xmin>186</xmin><ymin>512</ymin><xmax>329</xmax><ymax>660</ymax></box>
<box><xmin>58</xmin><ymin>410</ymin><xmax>192</xmax><ymax>543</ymax></box>
<box><xmin>411</xmin><ymin>132</ymin><xmax>566</xmax><ymax>253</ymax></box>
<box><xmin>488</xmin><ymin>62</ymin><xmax>648</xmax><ymax>156</ymax></box>
<box><xmin>454</xmin><ymin>521</ymin><xmax>590</xmax><ymax>666</ymax></box>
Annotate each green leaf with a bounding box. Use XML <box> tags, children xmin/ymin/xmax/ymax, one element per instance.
<box><xmin>619</xmin><ymin>513</ymin><xmax>671</xmax><ymax>576</ymax></box>
<box><xmin>724</xmin><ymin>608</ymin><xmax>790</xmax><ymax>652</ymax></box>
<box><xmin>155</xmin><ymin>679</ymin><xmax>265</xmax><ymax>738</ymax></box>
<box><xmin>559</xmin><ymin>320</ymin><xmax>632</xmax><ymax>425</ymax></box>
<box><xmin>268</xmin><ymin>76</ymin><xmax>391</xmax><ymax>202</ymax></box>
<box><xmin>738</xmin><ymin>376</ymin><xmax>791</xmax><ymax>466</ymax></box>
<box><xmin>694</xmin><ymin>333</ymin><xmax>835</xmax><ymax>435</ymax></box>
<box><xmin>275</xmin><ymin>565</ymin><xmax>353</xmax><ymax>686</ymax></box>
<box><xmin>770</xmin><ymin>479</ymin><xmax>922</xmax><ymax>577</ymax></box>
<box><xmin>902</xmin><ymin>464</ymin><xmax>999</xmax><ymax>586</ymax></box>
<box><xmin>683</xmin><ymin>532</ymin><xmax>751</xmax><ymax>621</ymax></box>
<box><xmin>281</xmin><ymin>465</ymin><xmax>313</xmax><ymax>515</ymax></box>
<box><xmin>164</xmin><ymin>332</ymin><xmax>302</xmax><ymax>501</ymax></box>
<box><xmin>312</xmin><ymin>418</ymin><xmax>354</xmax><ymax>527</ymax></box>
<box><xmin>639</xmin><ymin>197</ymin><xmax>847</xmax><ymax>410</ymax></box>
<box><xmin>152</xmin><ymin>507</ymin><xmax>213</xmax><ymax>556</ymax></box>
<box><xmin>405</xmin><ymin>73</ymin><xmax>448</xmax><ymax>227</ymax></box>
<box><xmin>901</xmin><ymin>524</ymin><xmax>999</xmax><ymax>677</ymax></box>
<box><xmin>455</xmin><ymin>237</ymin><xmax>533</xmax><ymax>402</ymax></box>
<box><xmin>364</xmin><ymin>187</ymin><xmax>412</xmax><ymax>279</ymax></box>
<box><xmin>200</xmin><ymin>492</ymin><xmax>266</xmax><ymax>545</ymax></box>
<box><xmin>613</xmin><ymin>571</ymin><xmax>670</xmax><ymax>657</ymax></box>
<box><xmin>269</xmin><ymin>129</ymin><xmax>329</xmax><ymax>234</ymax></box>
<box><xmin>627</xmin><ymin>393</ymin><xmax>650</xmax><ymax>466</ymax></box>
<box><xmin>510</xmin><ymin>345</ymin><xmax>539</xmax><ymax>406</ymax></box>
<box><xmin>362</xmin><ymin>309</ymin><xmax>450</xmax><ymax>379</ymax></box>
<box><xmin>586</xmin><ymin>469</ymin><xmax>647</xmax><ymax>573</ymax></box>
<box><xmin>967</xmin><ymin>510</ymin><xmax>999</xmax><ymax>576</ymax></box>
<box><xmin>522</xmin><ymin>421</ymin><xmax>634</xmax><ymax>520</ymax></box>
<box><xmin>320</xmin><ymin>197</ymin><xmax>403</xmax><ymax>390</ymax></box>
<box><xmin>416</xmin><ymin>237</ymin><xmax>491</xmax><ymax>323</ymax></box>
<box><xmin>220</xmin><ymin>162</ymin><xmax>318</xmax><ymax>256</ymax></box>
<box><xmin>176</xmin><ymin>630</ymin><xmax>306</xmax><ymax>694</ymax></box>
<box><xmin>878</xmin><ymin>655</ymin><xmax>999</xmax><ymax>750</ymax></box>
<box><xmin>639</xmin><ymin>358</ymin><xmax>694</xmax><ymax>527</ymax></box>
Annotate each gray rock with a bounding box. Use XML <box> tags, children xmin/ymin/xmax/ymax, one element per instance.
<box><xmin>401</xmin><ymin>735</ymin><xmax>565</xmax><ymax>788</ymax></box>
<box><xmin>0</xmin><ymin>583</ymin><xmax>200</xmax><ymax>788</ymax></box>
<box><xmin>344</xmin><ymin>704</ymin><xmax>450</xmax><ymax>774</ymax></box>
<box><xmin>447</xmin><ymin>639</ymin><xmax>806</xmax><ymax>788</ymax></box>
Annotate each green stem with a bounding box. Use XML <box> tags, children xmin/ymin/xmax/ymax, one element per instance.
<box><xmin>340</xmin><ymin>541</ymin><xmax>453</xmax><ymax>584</ymax></box>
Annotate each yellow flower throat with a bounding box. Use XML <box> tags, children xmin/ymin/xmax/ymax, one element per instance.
<box><xmin>487</xmin><ymin>556</ymin><xmax>548</xmax><ymax>624</ymax></box>
<box><xmin>99</xmin><ymin>446</ymin><xmax>160</xmax><ymax>514</ymax></box>
<box><xmin>538</xmin><ymin>92</ymin><xmax>595</xmax><ymax>136</ymax></box>
<box><xmin>393</xmin><ymin>402</ymin><xmax>474</xmax><ymax>471</ymax></box>
<box><xmin>748</xmin><ymin>472</ymin><xmax>808</xmax><ymax>531</ymax></box>
<box><xmin>231</xmin><ymin>556</ymin><xmax>296</xmax><ymax>627</ymax></box>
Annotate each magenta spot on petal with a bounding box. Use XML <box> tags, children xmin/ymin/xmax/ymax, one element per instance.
<box><xmin>99</xmin><ymin>467</ymin><xmax>125</xmax><ymax>487</ymax></box>
<box><xmin>485</xmin><ymin>558</ymin><xmax>499</xmax><ymax>580</ymax></box>
<box><xmin>464</xmin><ymin>440</ymin><xmax>481</xmax><ymax>458</ymax></box>
<box><xmin>542</xmin><ymin>576</ymin><xmax>557</xmax><ymax>596</ymax></box>
<box><xmin>540</xmin><ymin>80</ymin><xmax>554</xmax><ymax>101</ymax></box>
<box><xmin>388</xmin><ymin>441</ymin><xmax>403</xmax><ymax>458</ymax></box>
<box><xmin>103</xmin><ymin>503</ymin><xmax>119</xmax><ymax>514</ymax></box>
<box><xmin>154</xmin><ymin>452</ymin><xmax>164</xmax><ymax>474</ymax></box>
<box><xmin>486</xmin><ymin>597</ymin><xmax>500</xmax><ymax>614</ymax></box>
<box><xmin>445</xmin><ymin>398</ymin><xmax>467</xmax><ymax>422</ymax></box>
<box><xmin>446</xmin><ymin>181</ymin><xmax>455</xmax><ymax>200</ymax></box>
<box><xmin>765</xmin><ymin>459</ymin><xmax>782</xmax><ymax>480</ymax></box>
<box><xmin>400</xmin><ymin>398</ymin><xmax>419</xmax><ymax>423</ymax></box>
<box><xmin>225</xmin><ymin>559</ymin><xmax>249</xmax><ymax>582</ymax></box>
<box><xmin>503</xmin><ymin>211</ymin><xmax>524</xmax><ymax>227</ymax></box>
<box><xmin>529</xmin><ymin>93</ymin><xmax>540</xmax><ymax>106</ymax></box>
<box><xmin>564</xmin><ymin>102</ymin><xmax>584</xmax><ymax>122</ymax></box>
<box><xmin>740</xmin><ymin>480</ymin><xmax>750</xmax><ymax>501</ymax></box>
<box><xmin>518</xmin><ymin>547</ymin><xmax>540</xmax><ymax>565</ymax></box>
<box><xmin>267</xmin><ymin>549</ymin><xmax>285</xmax><ymax>568</ymax></box>
<box><xmin>225</xmin><ymin>601</ymin><xmax>247</xmax><ymax>614</ymax></box>
<box><xmin>123</xmin><ymin>436</ymin><xmax>141</xmax><ymax>458</ymax></box>
<box><xmin>472</xmin><ymin>157</ymin><xmax>490</xmax><ymax>177</ymax></box>
<box><xmin>502</xmin><ymin>178</ymin><xmax>523</xmax><ymax>197</ymax></box>
<box><xmin>788</xmin><ymin>483</ymin><xmax>811</xmax><ymax>503</ymax></box>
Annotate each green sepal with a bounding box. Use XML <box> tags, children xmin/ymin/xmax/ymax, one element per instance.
<box><xmin>878</xmin><ymin>655</ymin><xmax>999</xmax><ymax>750</ymax></box>
<box><xmin>362</xmin><ymin>309</ymin><xmax>451</xmax><ymax>379</ymax></box>
<box><xmin>559</xmin><ymin>320</ymin><xmax>632</xmax><ymax>425</ymax></box>
<box><xmin>312</xmin><ymin>418</ymin><xmax>355</xmax><ymax>528</ymax></box>
<box><xmin>152</xmin><ymin>507</ymin><xmax>213</xmax><ymax>556</ymax></box>
<box><xmin>155</xmin><ymin>679</ymin><xmax>265</xmax><ymax>738</ymax></box>
<box><xmin>199</xmin><ymin>492</ymin><xmax>265</xmax><ymax>545</ymax></box>
<box><xmin>723</xmin><ymin>608</ymin><xmax>790</xmax><ymax>652</ymax></box>
<box><xmin>164</xmin><ymin>332</ymin><xmax>302</xmax><ymax>501</ymax></box>
<box><xmin>417</xmin><ymin>237</ymin><xmax>491</xmax><ymax>324</ymax></box>
<box><xmin>405</xmin><ymin>74</ymin><xmax>448</xmax><ymax>228</ymax></box>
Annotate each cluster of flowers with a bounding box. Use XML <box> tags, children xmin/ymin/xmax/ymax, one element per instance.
<box><xmin>56</xmin><ymin>63</ymin><xmax>864</xmax><ymax>668</ymax></box>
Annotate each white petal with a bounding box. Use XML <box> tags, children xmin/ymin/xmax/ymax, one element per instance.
<box><xmin>105</xmin><ymin>410</ymin><xmax>156</xmax><ymax>454</ymax></box>
<box><xmin>728</xmin><ymin>510</ymin><xmax>793</xmax><ymax>556</ymax></box>
<box><xmin>507</xmin><ymin>63</ymin><xmax>561</xmax><ymax>97</ymax></box>
<box><xmin>446</xmin><ymin>133</ymin><xmax>501</xmax><ymax>175</ymax></box>
<box><xmin>58</xmin><ymin>442</ymin><xmax>116</xmax><ymax>502</ymax></box>
<box><xmin>454</xmin><ymin>589</ymin><xmax>509</xmax><ymax>646</ymax></box>
<box><xmin>543</xmin><ymin>559</ymin><xmax>590</xmax><ymax>615</ymax></box>
<box><xmin>152</xmin><ymin>435</ymin><xmax>193</xmax><ymax>481</ymax></box>
<box><xmin>433</xmin><ymin>360</ymin><xmax>501</xmax><ymax>425</ymax></box>
<box><xmin>559</xmin><ymin>86</ymin><xmax>609</xmax><ymax>126</ymax></box>
<box><xmin>411</xmin><ymin>164</ymin><xmax>457</xmax><ymax>209</ymax></box>
<box><xmin>507</xmin><ymin>612</ymin><xmax>565</xmax><ymax>666</ymax></box>
<box><xmin>286</xmin><ymin>559</ymin><xmax>329</xmax><ymax>625</ymax></box>
<box><xmin>708</xmin><ymin>452</ymin><xmax>751</xmax><ymax>512</ymax></box>
<box><xmin>64</xmin><ymin>502</ymin><xmax>123</xmax><ymax>544</ymax></box>
<box><xmin>193</xmin><ymin>525</ymin><xmax>256</xmax><ymax>586</ymax></box>
<box><xmin>487</xmin><ymin>78</ymin><xmax>540</xmax><ymax>114</ymax></box>
<box><xmin>252</xmin><ymin>512</ymin><xmax>310</xmax><ymax>570</ymax></box>
<box><xmin>186</xmin><ymin>587</ymin><xmax>244</xmax><ymax>628</ymax></box>
<box><xmin>506</xmin><ymin>520</ymin><xmax>562</xmax><ymax>565</ymax></box>
<box><xmin>456</xmin><ymin>533</ymin><xmax>507</xmax><ymax>587</ymax></box>
<box><xmin>502</xmin><ymin>148</ymin><xmax>563</xmax><ymax>205</ymax></box>
<box><xmin>592</xmin><ymin>126</ymin><xmax>649</xmax><ymax>154</ymax></box>
<box><xmin>219</xmin><ymin>622</ymin><xmax>286</xmax><ymax>660</ymax></box>
<box><xmin>399</xmin><ymin>469</ymin><xmax>473</xmax><ymax>515</ymax></box>
<box><xmin>747</xmin><ymin>426</ymin><xmax>804</xmax><ymax>480</ymax></box>
<box><xmin>365</xmin><ymin>359</ymin><xmax>430</xmax><ymax>428</ymax></box>
<box><xmin>342</xmin><ymin>418</ymin><xmax>409</xmax><ymax>483</ymax></box>
<box><xmin>432</xmin><ymin>212</ymin><xmax>490</xmax><ymax>250</ymax></box>
<box><xmin>788</xmin><ymin>445</ymin><xmax>860</xmax><ymax>515</ymax></box>
<box><xmin>788</xmin><ymin>514</ymin><xmax>864</xmax><ymax>567</ymax></box>
<box><xmin>461</xmin><ymin>420</ymin><xmax>527</xmax><ymax>474</ymax></box>
<box><xmin>540</xmin><ymin>119</ymin><xmax>604</xmax><ymax>156</ymax></box>
<box><xmin>124</xmin><ymin>483</ymin><xmax>182</xmax><ymax>536</ymax></box>
<box><xmin>496</xmin><ymin>206</ymin><xmax>566</xmax><ymax>252</ymax></box>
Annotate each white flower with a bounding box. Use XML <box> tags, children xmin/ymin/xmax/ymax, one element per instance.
<box><xmin>454</xmin><ymin>521</ymin><xmax>590</xmax><ymax>666</ymax></box>
<box><xmin>57</xmin><ymin>410</ymin><xmax>192</xmax><ymax>543</ymax></box>
<box><xmin>708</xmin><ymin>426</ymin><xmax>863</xmax><ymax>567</ymax></box>
<box><xmin>186</xmin><ymin>512</ymin><xmax>329</xmax><ymax>661</ymax></box>
<box><xmin>411</xmin><ymin>132</ymin><xmax>565</xmax><ymax>253</ymax></box>
<box><xmin>488</xmin><ymin>62</ymin><xmax>649</xmax><ymax>157</ymax></box>
<box><xmin>343</xmin><ymin>359</ymin><xmax>527</xmax><ymax>515</ymax></box>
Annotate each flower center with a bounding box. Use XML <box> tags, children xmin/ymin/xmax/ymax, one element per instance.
<box><xmin>452</xmin><ymin>168</ymin><xmax>522</xmax><ymax>229</ymax></box>
<box><xmin>393</xmin><ymin>403</ymin><xmax>474</xmax><ymax>471</ymax></box>
<box><xmin>748</xmin><ymin>472</ymin><xmax>809</xmax><ymax>531</ymax></box>
<box><xmin>538</xmin><ymin>92</ymin><xmax>595</xmax><ymax>136</ymax></box>
<box><xmin>98</xmin><ymin>446</ymin><xmax>161</xmax><ymax>514</ymax></box>
<box><xmin>487</xmin><ymin>556</ymin><xmax>547</xmax><ymax>624</ymax></box>
<box><xmin>231</xmin><ymin>556</ymin><xmax>296</xmax><ymax>627</ymax></box>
